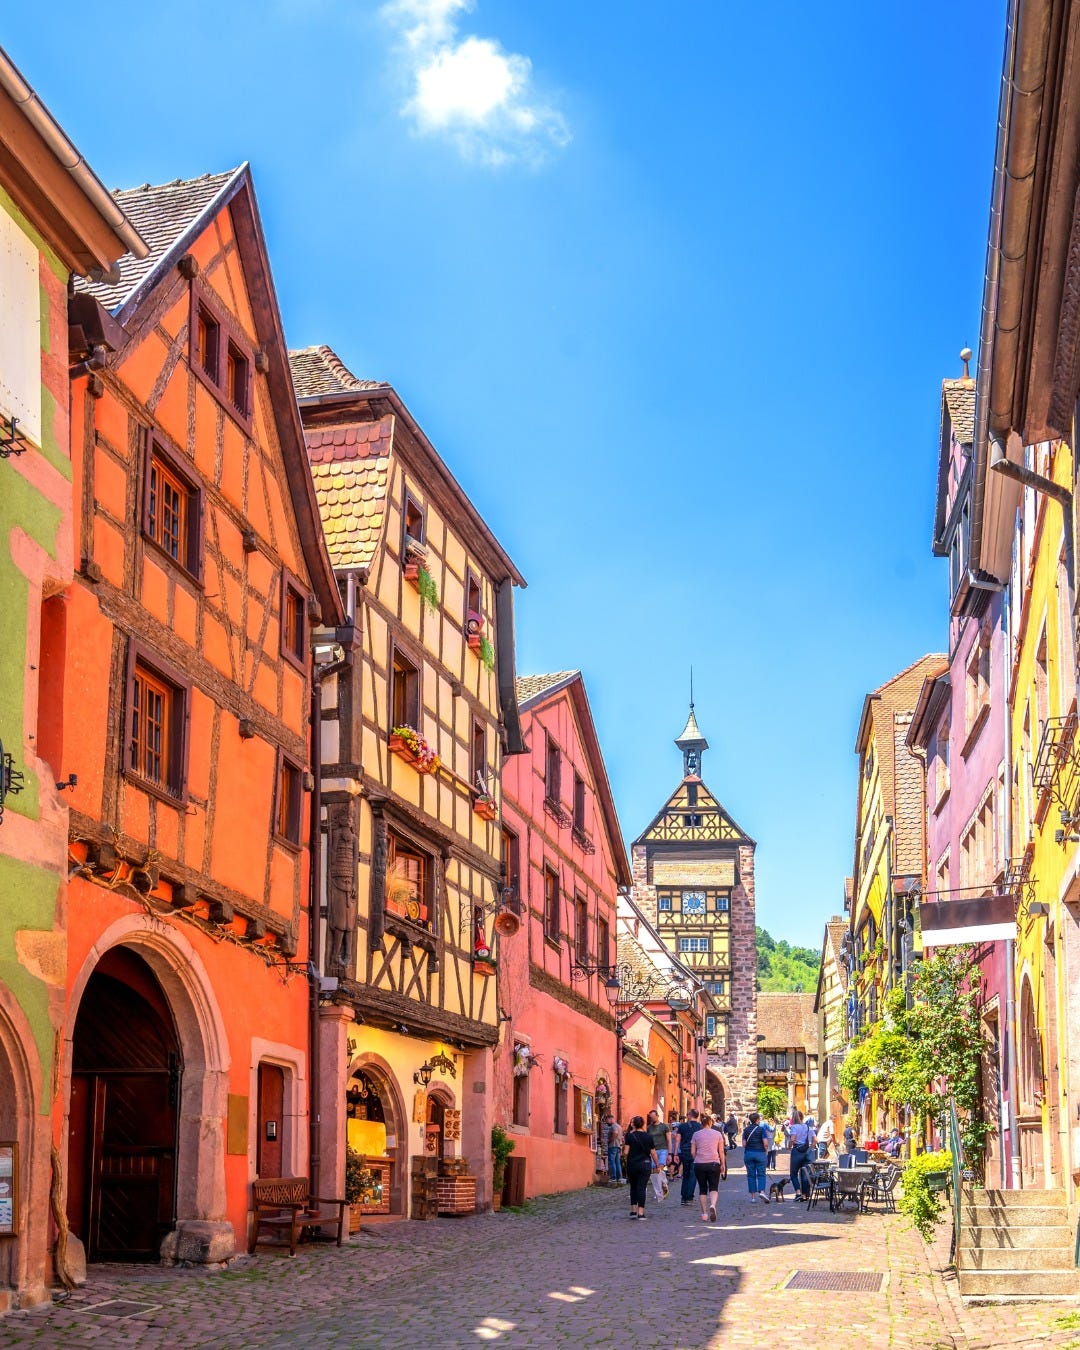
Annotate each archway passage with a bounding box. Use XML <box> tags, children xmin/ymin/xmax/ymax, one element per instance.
<box><xmin>705</xmin><ymin>1069</ymin><xmax>726</xmax><ymax>1121</ymax></box>
<box><xmin>68</xmin><ymin>948</ymin><xmax>180</xmax><ymax>1262</ymax></box>
<box><xmin>346</xmin><ymin>1060</ymin><xmax>405</xmax><ymax>1216</ymax></box>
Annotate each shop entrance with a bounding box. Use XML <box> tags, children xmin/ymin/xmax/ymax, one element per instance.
<box><xmin>346</xmin><ymin>1059</ymin><xmax>404</xmax><ymax>1215</ymax></box>
<box><xmin>68</xmin><ymin>948</ymin><xmax>180</xmax><ymax>1262</ymax></box>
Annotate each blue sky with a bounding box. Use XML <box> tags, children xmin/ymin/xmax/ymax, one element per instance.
<box><xmin>6</xmin><ymin>2</ymin><xmax>1004</xmax><ymax>950</ymax></box>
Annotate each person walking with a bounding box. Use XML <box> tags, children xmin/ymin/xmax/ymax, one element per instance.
<box><xmin>788</xmin><ymin>1110</ymin><xmax>815</xmax><ymax>1201</ymax></box>
<box><xmin>691</xmin><ymin>1111</ymin><xmax>726</xmax><ymax>1223</ymax></box>
<box><xmin>742</xmin><ymin>1112</ymin><xmax>769</xmax><ymax>1203</ymax></box>
<box><xmin>724</xmin><ymin>1112</ymin><xmax>738</xmax><ymax>1150</ymax></box>
<box><xmin>647</xmin><ymin>1109</ymin><xmax>670</xmax><ymax>1202</ymax></box>
<box><xmin>816</xmin><ymin>1115</ymin><xmax>835</xmax><ymax>1159</ymax></box>
<box><xmin>623</xmin><ymin>1115</ymin><xmax>659</xmax><ymax>1220</ymax></box>
<box><xmin>604</xmin><ymin>1113</ymin><xmax>625</xmax><ymax>1185</ymax></box>
<box><xmin>674</xmin><ymin>1108</ymin><xmax>703</xmax><ymax>1204</ymax></box>
<box><xmin>842</xmin><ymin>1120</ymin><xmax>857</xmax><ymax>1154</ymax></box>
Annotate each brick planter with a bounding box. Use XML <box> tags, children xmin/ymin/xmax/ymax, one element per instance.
<box><xmin>437</xmin><ymin>1175</ymin><xmax>477</xmax><ymax>1215</ymax></box>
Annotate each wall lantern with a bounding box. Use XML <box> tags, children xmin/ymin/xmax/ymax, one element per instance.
<box><xmin>0</xmin><ymin>738</ymin><xmax>25</xmax><ymax>824</ymax></box>
<box><xmin>603</xmin><ymin>974</ymin><xmax>622</xmax><ymax>1007</ymax></box>
<box><xmin>413</xmin><ymin>1061</ymin><xmax>434</xmax><ymax>1087</ymax></box>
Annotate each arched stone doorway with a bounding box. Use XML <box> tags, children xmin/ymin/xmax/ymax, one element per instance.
<box><xmin>425</xmin><ymin>1084</ymin><xmax>456</xmax><ymax>1160</ymax></box>
<box><xmin>0</xmin><ymin>990</ymin><xmax>46</xmax><ymax>1308</ymax></box>
<box><xmin>68</xmin><ymin>949</ymin><xmax>180</xmax><ymax>1261</ymax></box>
<box><xmin>63</xmin><ymin>917</ymin><xmax>232</xmax><ymax>1263</ymax></box>
<box><xmin>705</xmin><ymin>1069</ymin><xmax>727</xmax><ymax>1120</ymax></box>
<box><xmin>347</xmin><ymin>1056</ymin><xmax>406</xmax><ymax>1216</ymax></box>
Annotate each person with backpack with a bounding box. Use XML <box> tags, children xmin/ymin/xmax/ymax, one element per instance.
<box><xmin>673</xmin><ymin>1108</ymin><xmax>702</xmax><ymax>1204</ymax></box>
<box><xmin>788</xmin><ymin>1109</ymin><xmax>816</xmax><ymax>1201</ymax></box>
<box><xmin>742</xmin><ymin>1112</ymin><xmax>769</xmax><ymax>1203</ymax></box>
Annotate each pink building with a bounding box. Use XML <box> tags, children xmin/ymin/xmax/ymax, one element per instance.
<box><xmin>493</xmin><ymin>672</ymin><xmax>631</xmax><ymax>1197</ymax></box>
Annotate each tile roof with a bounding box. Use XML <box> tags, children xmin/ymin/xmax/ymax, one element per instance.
<box><xmin>306</xmin><ymin>416</ymin><xmax>393</xmax><ymax>570</ymax></box>
<box><xmin>289</xmin><ymin>345</ymin><xmax>385</xmax><ymax>398</ymax></box>
<box><xmin>757</xmin><ymin>992</ymin><xmax>817</xmax><ymax>1050</ymax></box>
<box><xmin>824</xmin><ymin>916</ymin><xmax>848</xmax><ymax>966</ymax></box>
<box><xmin>943</xmin><ymin>378</ymin><xmax>976</xmax><ymax>446</ymax></box>
<box><xmin>515</xmin><ymin>672</ymin><xmax>579</xmax><ymax>706</ymax></box>
<box><xmin>77</xmin><ymin>168</ymin><xmax>242</xmax><ymax>312</ymax></box>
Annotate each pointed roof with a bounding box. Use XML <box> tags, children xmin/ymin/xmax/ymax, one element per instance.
<box><xmin>633</xmin><ymin>775</ymin><xmax>754</xmax><ymax>848</ymax></box>
<box><xmin>76</xmin><ymin>167</ymin><xmax>243</xmax><ymax>314</ymax></box>
<box><xmin>289</xmin><ymin>345</ymin><xmax>385</xmax><ymax>398</ymax></box>
<box><xmin>75</xmin><ymin>164</ymin><xmax>342</xmax><ymax>627</ymax></box>
<box><xmin>513</xmin><ymin>670</ymin><xmax>631</xmax><ymax>887</ymax></box>
<box><xmin>675</xmin><ymin>704</ymin><xmax>708</xmax><ymax>750</ymax></box>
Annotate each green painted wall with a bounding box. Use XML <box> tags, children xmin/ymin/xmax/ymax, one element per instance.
<box><xmin>0</xmin><ymin>857</ymin><xmax>60</xmax><ymax>1111</ymax></box>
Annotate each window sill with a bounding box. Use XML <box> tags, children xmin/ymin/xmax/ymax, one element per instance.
<box><xmin>272</xmin><ymin>832</ymin><xmax>303</xmax><ymax>855</ymax></box>
<box><xmin>932</xmin><ymin>786</ymin><xmax>951</xmax><ymax>817</ymax></box>
<box><xmin>384</xmin><ymin>912</ymin><xmax>437</xmax><ymax>953</ymax></box>
<box><xmin>543</xmin><ymin>935</ymin><xmax>562</xmax><ymax>956</ymax></box>
<box><xmin>961</xmin><ymin>703</ymin><xmax>990</xmax><ymax>759</ymax></box>
<box><xmin>121</xmin><ymin>770</ymin><xmax>187</xmax><ymax>810</ymax></box>
<box><xmin>141</xmin><ymin>532</ymin><xmax>205</xmax><ymax>589</ymax></box>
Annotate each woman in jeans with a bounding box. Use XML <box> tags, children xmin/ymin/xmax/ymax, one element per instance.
<box><xmin>788</xmin><ymin>1109</ymin><xmax>816</xmax><ymax>1201</ymax></box>
<box><xmin>622</xmin><ymin>1115</ymin><xmax>659</xmax><ymax>1219</ymax></box>
<box><xmin>742</xmin><ymin>1112</ymin><xmax>769</xmax><ymax>1203</ymax></box>
<box><xmin>690</xmin><ymin>1111</ymin><xmax>726</xmax><ymax>1222</ymax></box>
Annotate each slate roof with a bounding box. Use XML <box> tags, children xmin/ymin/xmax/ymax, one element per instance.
<box><xmin>306</xmin><ymin>416</ymin><xmax>393</xmax><ymax>570</ymax></box>
<box><xmin>289</xmin><ymin>345</ymin><xmax>385</xmax><ymax>399</ymax></box>
<box><xmin>943</xmin><ymin>378</ymin><xmax>976</xmax><ymax>446</ymax></box>
<box><xmin>77</xmin><ymin>168</ymin><xmax>242</xmax><ymax>313</ymax></box>
<box><xmin>757</xmin><ymin>992</ymin><xmax>817</xmax><ymax>1051</ymax></box>
<box><xmin>515</xmin><ymin>672</ymin><xmax>578</xmax><ymax>706</ymax></box>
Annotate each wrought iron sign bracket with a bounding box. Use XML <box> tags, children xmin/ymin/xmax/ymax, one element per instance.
<box><xmin>0</xmin><ymin>417</ymin><xmax>30</xmax><ymax>459</ymax></box>
<box><xmin>0</xmin><ymin>738</ymin><xmax>26</xmax><ymax>824</ymax></box>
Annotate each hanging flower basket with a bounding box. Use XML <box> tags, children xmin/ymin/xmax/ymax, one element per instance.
<box><xmin>553</xmin><ymin>1056</ymin><xmax>570</xmax><ymax>1083</ymax></box>
<box><xmin>473</xmin><ymin>794</ymin><xmax>497</xmax><ymax>821</ymax></box>
<box><xmin>389</xmin><ymin>726</ymin><xmax>440</xmax><ymax>774</ymax></box>
<box><xmin>513</xmin><ymin>1044</ymin><xmax>537</xmax><ymax>1077</ymax></box>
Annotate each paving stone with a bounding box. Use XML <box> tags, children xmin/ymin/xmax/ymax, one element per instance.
<box><xmin>1</xmin><ymin>1166</ymin><xmax>1079</xmax><ymax>1347</ymax></box>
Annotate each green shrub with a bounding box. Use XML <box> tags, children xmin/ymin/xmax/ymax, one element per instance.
<box><xmin>899</xmin><ymin>1149</ymin><xmax>952</xmax><ymax>1241</ymax></box>
<box><xmin>491</xmin><ymin>1123</ymin><xmax>515</xmax><ymax>1194</ymax></box>
<box><xmin>757</xmin><ymin>1084</ymin><xmax>787</xmax><ymax>1120</ymax></box>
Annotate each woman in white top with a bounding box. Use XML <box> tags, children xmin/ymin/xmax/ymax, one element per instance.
<box><xmin>788</xmin><ymin>1109</ymin><xmax>816</xmax><ymax>1200</ymax></box>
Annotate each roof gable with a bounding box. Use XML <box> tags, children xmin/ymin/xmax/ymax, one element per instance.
<box><xmin>80</xmin><ymin>166</ymin><xmax>342</xmax><ymax>625</ymax></box>
<box><xmin>634</xmin><ymin>777</ymin><xmax>753</xmax><ymax>848</ymax></box>
<box><xmin>307</xmin><ymin>414</ymin><xmax>393</xmax><ymax>571</ymax></box>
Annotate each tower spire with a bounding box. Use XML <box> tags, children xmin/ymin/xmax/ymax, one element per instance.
<box><xmin>675</xmin><ymin>693</ymin><xmax>708</xmax><ymax>780</ymax></box>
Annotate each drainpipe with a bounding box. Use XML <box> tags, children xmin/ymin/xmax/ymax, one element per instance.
<box><xmin>1001</xmin><ymin>575</ymin><xmax>1022</xmax><ymax>1189</ymax></box>
<box><xmin>990</xmin><ymin>436</ymin><xmax>1074</xmax><ymax>582</ymax></box>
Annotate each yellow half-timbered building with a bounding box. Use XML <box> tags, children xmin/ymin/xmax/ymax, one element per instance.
<box><xmin>292</xmin><ymin>347</ymin><xmax>526</xmax><ymax>1216</ymax></box>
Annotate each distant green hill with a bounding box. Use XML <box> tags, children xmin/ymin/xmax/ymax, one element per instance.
<box><xmin>756</xmin><ymin>925</ymin><xmax>820</xmax><ymax>993</ymax></box>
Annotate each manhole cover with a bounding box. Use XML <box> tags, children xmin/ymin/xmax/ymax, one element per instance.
<box><xmin>787</xmin><ymin>1271</ymin><xmax>883</xmax><ymax>1292</ymax></box>
<box><xmin>76</xmin><ymin>1299</ymin><xmax>161</xmax><ymax>1319</ymax></box>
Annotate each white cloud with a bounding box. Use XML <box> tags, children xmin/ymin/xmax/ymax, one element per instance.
<box><xmin>381</xmin><ymin>0</ymin><xmax>570</xmax><ymax>167</ymax></box>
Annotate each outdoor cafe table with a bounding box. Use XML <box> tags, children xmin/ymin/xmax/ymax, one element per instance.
<box><xmin>827</xmin><ymin>1164</ymin><xmax>876</xmax><ymax>1211</ymax></box>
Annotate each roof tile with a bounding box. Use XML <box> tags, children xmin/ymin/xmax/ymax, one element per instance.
<box><xmin>289</xmin><ymin>345</ymin><xmax>385</xmax><ymax>398</ymax></box>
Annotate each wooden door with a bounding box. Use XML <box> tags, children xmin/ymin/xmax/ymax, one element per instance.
<box><xmin>427</xmin><ymin>1095</ymin><xmax>445</xmax><ymax>1159</ymax></box>
<box><xmin>69</xmin><ymin>954</ymin><xmax>180</xmax><ymax>1262</ymax></box>
<box><xmin>257</xmin><ymin>1064</ymin><xmax>285</xmax><ymax>1177</ymax></box>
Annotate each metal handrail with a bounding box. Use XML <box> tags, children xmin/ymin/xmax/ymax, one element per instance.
<box><xmin>948</xmin><ymin>1099</ymin><xmax>963</xmax><ymax>1267</ymax></box>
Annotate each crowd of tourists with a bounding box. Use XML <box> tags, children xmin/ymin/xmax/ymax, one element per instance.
<box><xmin>600</xmin><ymin>1107</ymin><xmax>904</xmax><ymax>1218</ymax></box>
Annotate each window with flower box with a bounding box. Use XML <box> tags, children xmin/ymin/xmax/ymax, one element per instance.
<box><xmin>385</xmin><ymin>829</ymin><xmax>432</xmax><ymax>928</ymax></box>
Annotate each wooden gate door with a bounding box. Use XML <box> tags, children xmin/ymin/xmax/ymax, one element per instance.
<box><xmin>70</xmin><ymin>953</ymin><xmax>180</xmax><ymax>1262</ymax></box>
<box><xmin>257</xmin><ymin>1064</ymin><xmax>285</xmax><ymax>1177</ymax></box>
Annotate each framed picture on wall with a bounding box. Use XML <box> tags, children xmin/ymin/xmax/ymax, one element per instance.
<box><xmin>0</xmin><ymin>1143</ymin><xmax>17</xmax><ymax>1236</ymax></box>
<box><xmin>574</xmin><ymin>1089</ymin><xmax>594</xmax><ymax>1135</ymax></box>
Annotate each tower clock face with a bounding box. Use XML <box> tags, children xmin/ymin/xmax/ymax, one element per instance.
<box><xmin>682</xmin><ymin>891</ymin><xmax>707</xmax><ymax>914</ymax></box>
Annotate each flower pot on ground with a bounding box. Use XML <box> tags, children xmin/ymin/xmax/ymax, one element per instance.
<box><xmin>898</xmin><ymin>1149</ymin><xmax>953</xmax><ymax>1241</ymax></box>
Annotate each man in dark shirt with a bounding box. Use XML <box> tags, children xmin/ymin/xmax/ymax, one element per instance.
<box><xmin>673</xmin><ymin>1108</ymin><xmax>702</xmax><ymax>1204</ymax></box>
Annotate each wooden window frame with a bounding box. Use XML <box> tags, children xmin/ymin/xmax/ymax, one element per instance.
<box><xmin>390</xmin><ymin>642</ymin><xmax>421</xmax><ymax>732</ymax></box>
<box><xmin>142</xmin><ymin>434</ymin><xmax>204</xmax><ymax>582</ymax></box>
<box><xmin>465</xmin><ymin>566</ymin><xmax>482</xmax><ymax>634</ymax></box>
<box><xmin>402</xmin><ymin>489</ymin><xmax>426</xmax><ymax>553</ymax></box>
<box><xmin>124</xmin><ymin>641</ymin><xmax>191</xmax><ymax>802</ymax></box>
<box><xmin>512</xmin><ymin>1063</ymin><xmax>530</xmax><ymax>1128</ymax></box>
<box><xmin>226</xmin><ymin>339</ymin><xmax>250</xmax><ymax>419</ymax></box>
<box><xmin>188</xmin><ymin>281</ymin><xmax>253</xmax><ymax>432</ymax></box>
<box><xmin>553</xmin><ymin>1078</ymin><xmax>569</xmax><ymax>1136</ymax></box>
<box><xmin>543</xmin><ymin>866</ymin><xmax>561</xmax><ymax>944</ymax></box>
<box><xmin>470</xmin><ymin>717</ymin><xmax>487</xmax><ymax>793</ymax></box>
<box><xmin>573</xmin><ymin>771</ymin><xmax>586</xmax><ymax>835</ymax></box>
<box><xmin>385</xmin><ymin>825</ymin><xmax>435</xmax><ymax>932</ymax></box>
<box><xmin>273</xmin><ymin>749</ymin><xmax>304</xmax><ymax>849</ymax></box>
<box><xmin>597</xmin><ymin>915</ymin><xmax>610</xmax><ymax>975</ymax></box>
<box><xmin>574</xmin><ymin>894</ymin><xmax>589</xmax><ymax>964</ymax></box>
<box><xmin>279</xmin><ymin>567</ymin><xmax>309</xmax><ymax>673</ymax></box>
<box><xmin>545</xmin><ymin>735</ymin><xmax>561</xmax><ymax>805</ymax></box>
<box><xmin>501</xmin><ymin>826</ymin><xmax>521</xmax><ymax>913</ymax></box>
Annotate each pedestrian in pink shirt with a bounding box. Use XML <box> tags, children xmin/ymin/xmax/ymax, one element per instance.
<box><xmin>690</xmin><ymin>1112</ymin><xmax>726</xmax><ymax>1223</ymax></box>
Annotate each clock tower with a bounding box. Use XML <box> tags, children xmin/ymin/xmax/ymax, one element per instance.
<box><xmin>630</xmin><ymin>705</ymin><xmax>758</xmax><ymax>1118</ymax></box>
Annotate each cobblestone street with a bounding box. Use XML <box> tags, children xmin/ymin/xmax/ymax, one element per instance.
<box><xmin>2</xmin><ymin>1164</ymin><xmax>1080</xmax><ymax>1350</ymax></box>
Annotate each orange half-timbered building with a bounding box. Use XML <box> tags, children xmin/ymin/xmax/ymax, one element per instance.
<box><xmin>60</xmin><ymin>167</ymin><xmax>341</xmax><ymax>1267</ymax></box>
<box><xmin>291</xmin><ymin>346</ymin><xmax>526</xmax><ymax>1216</ymax></box>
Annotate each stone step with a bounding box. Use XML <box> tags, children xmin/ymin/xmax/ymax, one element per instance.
<box><xmin>957</xmin><ymin>1268</ymin><xmax>1080</xmax><ymax>1298</ymax></box>
<box><xmin>961</xmin><ymin>1223</ymin><xmax>1073</xmax><ymax>1250</ymax></box>
<box><xmin>959</xmin><ymin>1245</ymin><xmax>1075</xmax><ymax>1271</ymax></box>
<box><xmin>966</xmin><ymin>1203</ymin><xmax>1067</xmax><ymax>1227</ymax></box>
<box><xmin>965</xmin><ymin>1188</ymin><xmax>1066</xmax><ymax>1208</ymax></box>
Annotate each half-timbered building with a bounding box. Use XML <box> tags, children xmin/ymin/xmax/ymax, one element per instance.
<box><xmin>60</xmin><ymin>167</ymin><xmax>341</xmax><ymax>1268</ymax></box>
<box><xmin>291</xmin><ymin>346</ymin><xmax>526</xmax><ymax>1215</ymax></box>
<box><xmin>629</xmin><ymin>705</ymin><xmax>758</xmax><ymax>1117</ymax></box>
<box><xmin>493</xmin><ymin>671</ymin><xmax>628</xmax><ymax>1197</ymax></box>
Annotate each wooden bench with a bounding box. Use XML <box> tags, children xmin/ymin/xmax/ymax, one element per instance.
<box><xmin>250</xmin><ymin>1177</ymin><xmax>347</xmax><ymax>1256</ymax></box>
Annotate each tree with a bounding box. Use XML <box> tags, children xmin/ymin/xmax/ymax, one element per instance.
<box><xmin>757</xmin><ymin>1084</ymin><xmax>788</xmax><ymax>1120</ymax></box>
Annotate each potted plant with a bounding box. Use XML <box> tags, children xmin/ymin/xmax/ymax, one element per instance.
<box><xmin>389</xmin><ymin>725</ymin><xmax>441</xmax><ymax>775</ymax></box>
<box><xmin>491</xmin><ymin>1124</ymin><xmax>515</xmax><ymax>1211</ymax></box>
<box><xmin>473</xmin><ymin>791</ymin><xmax>497</xmax><ymax>821</ymax></box>
<box><xmin>345</xmin><ymin>1146</ymin><xmax>367</xmax><ymax>1233</ymax></box>
<box><xmin>478</xmin><ymin>635</ymin><xmax>495</xmax><ymax>672</ymax></box>
<box><xmin>898</xmin><ymin>1148</ymin><xmax>953</xmax><ymax>1241</ymax></box>
<box><xmin>403</xmin><ymin>534</ymin><xmax>428</xmax><ymax>581</ymax></box>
